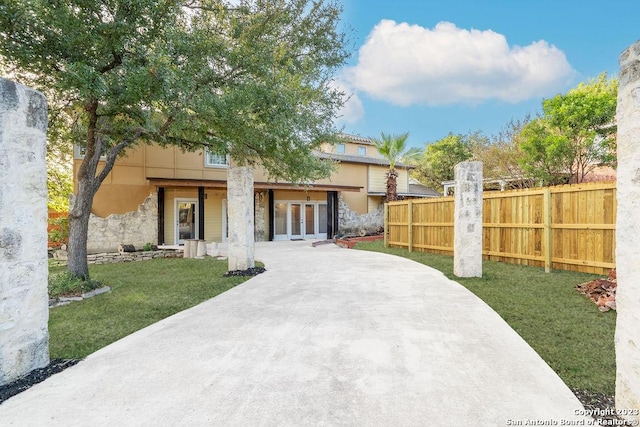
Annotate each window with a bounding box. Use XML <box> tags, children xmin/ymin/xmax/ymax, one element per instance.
<box><xmin>74</xmin><ymin>144</ymin><xmax>106</xmax><ymax>160</ymax></box>
<box><xmin>336</xmin><ymin>144</ymin><xmax>345</xmax><ymax>154</ymax></box>
<box><xmin>205</xmin><ymin>148</ymin><xmax>229</xmax><ymax>167</ymax></box>
<box><xmin>358</xmin><ymin>146</ymin><xmax>366</xmax><ymax>156</ymax></box>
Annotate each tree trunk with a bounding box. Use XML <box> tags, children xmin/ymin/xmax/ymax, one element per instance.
<box><xmin>67</xmin><ymin>174</ymin><xmax>96</xmax><ymax>278</ymax></box>
<box><xmin>386</xmin><ymin>168</ymin><xmax>399</xmax><ymax>202</ymax></box>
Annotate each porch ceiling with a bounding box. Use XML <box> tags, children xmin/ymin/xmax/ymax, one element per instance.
<box><xmin>147</xmin><ymin>177</ymin><xmax>362</xmax><ymax>192</ymax></box>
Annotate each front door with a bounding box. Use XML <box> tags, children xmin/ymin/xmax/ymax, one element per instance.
<box><xmin>274</xmin><ymin>201</ymin><xmax>327</xmax><ymax>240</ymax></box>
<box><xmin>175</xmin><ymin>199</ymin><xmax>198</xmax><ymax>244</ymax></box>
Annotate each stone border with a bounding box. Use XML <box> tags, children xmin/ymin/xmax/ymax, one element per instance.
<box><xmin>49</xmin><ymin>286</ymin><xmax>111</xmax><ymax>308</ymax></box>
<box><xmin>50</xmin><ymin>249</ymin><xmax>183</xmax><ymax>266</ymax></box>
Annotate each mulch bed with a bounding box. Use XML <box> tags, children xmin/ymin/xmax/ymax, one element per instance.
<box><xmin>223</xmin><ymin>267</ymin><xmax>266</xmax><ymax>277</ymax></box>
<box><xmin>0</xmin><ymin>359</ymin><xmax>80</xmax><ymax>405</ymax></box>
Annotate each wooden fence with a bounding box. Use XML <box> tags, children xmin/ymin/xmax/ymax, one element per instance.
<box><xmin>384</xmin><ymin>182</ymin><xmax>616</xmax><ymax>275</ymax></box>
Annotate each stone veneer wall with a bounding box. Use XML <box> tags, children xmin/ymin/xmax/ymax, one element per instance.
<box><xmin>79</xmin><ymin>193</ymin><xmax>158</xmax><ymax>254</ymax></box>
<box><xmin>0</xmin><ymin>78</ymin><xmax>50</xmax><ymax>386</ymax></box>
<box><xmin>615</xmin><ymin>40</ymin><xmax>640</xmax><ymax>421</ymax></box>
<box><xmin>337</xmin><ymin>193</ymin><xmax>383</xmax><ymax>236</ymax></box>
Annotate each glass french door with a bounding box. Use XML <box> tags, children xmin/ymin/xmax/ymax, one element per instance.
<box><xmin>175</xmin><ymin>199</ymin><xmax>198</xmax><ymax>244</ymax></box>
<box><xmin>274</xmin><ymin>201</ymin><xmax>327</xmax><ymax>240</ymax></box>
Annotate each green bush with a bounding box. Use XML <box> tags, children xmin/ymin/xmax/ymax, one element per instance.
<box><xmin>142</xmin><ymin>242</ymin><xmax>153</xmax><ymax>251</ymax></box>
<box><xmin>48</xmin><ymin>216</ymin><xmax>69</xmax><ymax>245</ymax></box>
<box><xmin>48</xmin><ymin>271</ymin><xmax>101</xmax><ymax>298</ymax></box>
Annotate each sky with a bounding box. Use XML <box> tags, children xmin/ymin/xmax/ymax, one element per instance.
<box><xmin>332</xmin><ymin>0</ymin><xmax>640</xmax><ymax>149</ymax></box>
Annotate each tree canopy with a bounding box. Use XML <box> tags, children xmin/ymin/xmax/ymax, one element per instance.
<box><xmin>413</xmin><ymin>132</ymin><xmax>478</xmax><ymax>191</ymax></box>
<box><xmin>518</xmin><ymin>73</ymin><xmax>617</xmax><ymax>185</ymax></box>
<box><xmin>0</xmin><ymin>0</ymin><xmax>350</xmax><ymax>278</ymax></box>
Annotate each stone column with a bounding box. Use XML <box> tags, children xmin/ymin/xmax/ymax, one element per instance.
<box><xmin>254</xmin><ymin>191</ymin><xmax>266</xmax><ymax>242</ymax></box>
<box><xmin>615</xmin><ymin>41</ymin><xmax>640</xmax><ymax>421</ymax></box>
<box><xmin>453</xmin><ymin>161</ymin><xmax>483</xmax><ymax>278</ymax></box>
<box><xmin>227</xmin><ymin>164</ymin><xmax>255</xmax><ymax>271</ymax></box>
<box><xmin>0</xmin><ymin>78</ymin><xmax>50</xmax><ymax>386</ymax></box>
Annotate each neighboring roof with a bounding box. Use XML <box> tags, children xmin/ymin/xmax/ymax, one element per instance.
<box><xmin>315</xmin><ymin>151</ymin><xmax>413</xmax><ymax>169</ymax></box>
<box><xmin>408</xmin><ymin>183</ymin><xmax>441</xmax><ymax>197</ymax></box>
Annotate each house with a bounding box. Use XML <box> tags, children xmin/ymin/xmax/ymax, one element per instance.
<box><xmin>74</xmin><ymin>134</ymin><xmax>426</xmax><ymax>253</ymax></box>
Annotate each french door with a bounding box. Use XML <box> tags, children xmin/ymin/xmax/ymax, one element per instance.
<box><xmin>175</xmin><ymin>199</ymin><xmax>198</xmax><ymax>244</ymax></box>
<box><xmin>274</xmin><ymin>201</ymin><xmax>327</xmax><ymax>240</ymax></box>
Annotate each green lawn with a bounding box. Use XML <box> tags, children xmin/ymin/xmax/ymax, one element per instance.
<box><xmin>49</xmin><ymin>258</ymin><xmax>252</xmax><ymax>359</ymax></box>
<box><xmin>355</xmin><ymin>240</ymin><xmax>616</xmax><ymax>396</ymax></box>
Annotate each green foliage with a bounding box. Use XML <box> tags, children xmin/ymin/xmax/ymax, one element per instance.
<box><xmin>142</xmin><ymin>242</ymin><xmax>153</xmax><ymax>252</ymax></box>
<box><xmin>371</xmin><ymin>132</ymin><xmax>420</xmax><ymax>201</ymax></box>
<box><xmin>48</xmin><ymin>271</ymin><xmax>101</xmax><ymax>298</ymax></box>
<box><xmin>356</xmin><ymin>240</ymin><xmax>615</xmax><ymax>395</ymax></box>
<box><xmin>0</xmin><ymin>0</ymin><xmax>350</xmax><ymax>278</ymax></box>
<box><xmin>518</xmin><ymin>73</ymin><xmax>618</xmax><ymax>184</ymax></box>
<box><xmin>48</xmin><ymin>215</ymin><xmax>69</xmax><ymax>245</ymax></box>
<box><xmin>473</xmin><ymin>117</ymin><xmax>536</xmax><ymax>189</ymax></box>
<box><xmin>413</xmin><ymin>132</ymin><xmax>478</xmax><ymax>191</ymax></box>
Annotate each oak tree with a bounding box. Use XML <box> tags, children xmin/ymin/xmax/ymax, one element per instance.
<box><xmin>1</xmin><ymin>0</ymin><xmax>349</xmax><ymax>278</ymax></box>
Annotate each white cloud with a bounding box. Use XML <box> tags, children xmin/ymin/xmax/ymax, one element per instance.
<box><xmin>344</xmin><ymin>20</ymin><xmax>576</xmax><ymax>106</ymax></box>
<box><xmin>330</xmin><ymin>79</ymin><xmax>365</xmax><ymax>124</ymax></box>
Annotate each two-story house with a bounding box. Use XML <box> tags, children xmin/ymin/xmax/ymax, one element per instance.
<box><xmin>74</xmin><ymin>134</ymin><xmax>424</xmax><ymax>253</ymax></box>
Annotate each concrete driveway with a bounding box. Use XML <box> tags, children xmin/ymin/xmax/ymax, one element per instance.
<box><xmin>0</xmin><ymin>241</ymin><xmax>589</xmax><ymax>426</ymax></box>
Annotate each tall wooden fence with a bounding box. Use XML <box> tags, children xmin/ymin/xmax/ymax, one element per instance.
<box><xmin>385</xmin><ymin>182</ymin><xmax>616</xmax><ymax>275</ymax></box>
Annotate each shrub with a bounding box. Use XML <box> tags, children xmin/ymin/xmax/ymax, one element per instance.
<box><xmin>48</xmin><ymin>271</ymin><xmax>101</xmax><ymax>298</ymax></box>
<box><xmin>48</xmin><ymin>216</ymin><xmax>69</xmax><ymax>245</ymax></box>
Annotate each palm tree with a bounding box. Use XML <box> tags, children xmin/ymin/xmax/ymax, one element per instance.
<box><xmin>371</xmin><ymin>132</ymin><xmax>421</xmax><ymax>202</ymax></box>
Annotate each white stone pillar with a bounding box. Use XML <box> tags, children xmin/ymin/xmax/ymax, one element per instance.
<box><xmin>0</xmin><ymin>78</ymin><xmax>50</xmax><ymax>386</ymax></box>
<box><xmin>453</xmin><ymin>161</ymin><xmax>483</xmax><ymax>278</ymax></box>
<box><xmin>615</xmin><ymin>41</ymin><xmax>640</xmax><ymax>422</ymax></box>
<box><xmin>227</xmin><ymin>164</ymin><xmax>255</xmax><ymax>271</ymax></box>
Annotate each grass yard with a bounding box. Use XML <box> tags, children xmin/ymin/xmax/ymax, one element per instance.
<box><xmin>49</xmin><ymin>257</ymin><xmax>253</xmax><ymax>359</ymax></box>
<box><xmin>355</xmin><ymin>240</ymin><xmax>617</xmax><ymax>396</ymax></box>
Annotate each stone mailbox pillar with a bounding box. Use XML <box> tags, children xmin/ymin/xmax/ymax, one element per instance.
<box><xmin>615</xmin><ymin>41</ymin><xmax>640</xmax><ymax>422</ymax></box>
<box><xmin>0</xmin><ymin>78</ymin><xmax>50</xmax><ymax>385</ymax></box>
<box><xmin>453</xmin><ymin>161</ymin><xmax>483</xmax><ymax>278</ymax></box>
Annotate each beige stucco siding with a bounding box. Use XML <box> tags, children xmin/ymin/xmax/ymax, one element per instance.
<box><xmin>368</xmin><ymin>166</ymin><xmax>409</xmax><ymax>194</ymax></box>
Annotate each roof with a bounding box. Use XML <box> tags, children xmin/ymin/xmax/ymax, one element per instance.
<box><xmin>315</xmin><ymin>151</ymin><xmax>413</xmax><ymax>169</ymax></box>
<box><xmin>408</xmin><ymin>183</ymin><xmax>441</xmax><ymax>197</ymax></box>
<box><xmin>339</xmin><ymin>133</ymin><xmax>374</xmax><ymax>145</ymax></box>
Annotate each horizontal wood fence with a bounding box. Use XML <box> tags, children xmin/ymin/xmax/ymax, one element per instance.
<box><xmin>384</xmin><ymin>182</ymin><xmax>616</xmax><ymax>275</ymax></box>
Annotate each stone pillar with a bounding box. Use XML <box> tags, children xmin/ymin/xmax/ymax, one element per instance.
<box><xmin>453</xmin><ymin>161</ymin><xmax>483</xmax><ymax>278</ymax></box>
<box><xmin>0</xmin><ymin>78</ymin><xmax>50</xmax><ymax>386</ymax></box>
<box><xmin>227</xmin><ymin>164</ymin><xmax>255</xmax><ymax>271</ymax></box>
<box><xmin>254</xmin><ymin>191</ymin><xmax>266</xmax><ymax>242</ymax></box>
<box><xmin>615</xmin><ymin>41</ymin><xmax>640</xmax><ymax>422</ymax></box>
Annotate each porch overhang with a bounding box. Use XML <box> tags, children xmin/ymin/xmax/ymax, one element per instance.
<box><xmin>147</xmin><ymin>177</ymin><xmax>362</xmax><ymax>192</ymax></box>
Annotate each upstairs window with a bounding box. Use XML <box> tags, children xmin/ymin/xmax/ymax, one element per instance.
<box><xmin>74</xmin><ymin>144</ymin><xmax>106</xmax><ymax>160</ymax></box>
<box><xmin>336</xmin><ymin>143</ymin><xmax>345</xmax><ymax>154</ymax></box>
<box><xmin>205</xmin><ymin>148</ymin><xmax>229</xmax><ymax>167</ymax></box>
<box><xmin>358</xmin><ymin>146</ymin><xmax>366</xmax><ymax>156</ymax></box>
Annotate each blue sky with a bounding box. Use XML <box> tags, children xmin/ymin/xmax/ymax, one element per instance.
<box><xmin>333</xmin><ymin>0</ymin><xmax>640</xmax><ymax>149</ymax></box>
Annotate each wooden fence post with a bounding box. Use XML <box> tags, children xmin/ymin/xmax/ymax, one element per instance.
<box><xmin>408</xmin><ymin>200</ymin><xmax>413</xmax><ymax>252</ymax></box>
<box><xmin>384</xmin><ymin>203</ymin><xmax>389</xmax><ymax>247</ymax></box>
<box><xmin>543</xmin><ymin>187</ymin><xmax>552</xmax><ymax>273</ymax></box>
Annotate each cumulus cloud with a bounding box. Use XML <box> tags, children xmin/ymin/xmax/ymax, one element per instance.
<box><xmin>330</xmin><ymin>79</ymin><xmax>365</xmax><ymax>124</ymax></box>
<box><xmin>344</xmin><ymin>20</ymin><xmax>576</xmax><ymax>106</ymax></box>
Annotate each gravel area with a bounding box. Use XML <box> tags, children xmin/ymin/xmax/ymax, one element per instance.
<box><xmin>0</xmin><ymin>359</ymin><xmax>80</xmax><ymax>405</ymax></box>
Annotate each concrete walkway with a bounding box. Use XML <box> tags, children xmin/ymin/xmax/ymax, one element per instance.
<box><xmin>0</xmin><ymin>241</ymin><xmax>589</xmax><ymax>426</ymax></box>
